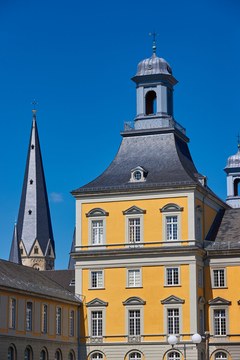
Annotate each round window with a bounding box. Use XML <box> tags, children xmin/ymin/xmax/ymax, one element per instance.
<box><xmin>134</xmin><ymin>171</ymin><xmax>142</xmax><ymax>180</ymax></box>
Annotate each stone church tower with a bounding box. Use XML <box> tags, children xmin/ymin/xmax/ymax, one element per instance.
<box><xmin>9</xmin><ymin>110</ymin><xmax>55</xmax><ymax>270</ymax></box>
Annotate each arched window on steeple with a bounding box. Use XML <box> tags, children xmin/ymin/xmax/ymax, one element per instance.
<box><xmin>233</xmin><ymin>178</ymin><xmax>240</xmax><ymax>196</ymax></box>
<box><xmin>145</xmin><ymin>90</ymin><xmax>156</xmax><ymax>115</ymax></box>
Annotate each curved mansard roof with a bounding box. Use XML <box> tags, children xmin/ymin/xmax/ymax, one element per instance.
<box><xmin>73</xmin><ymin>128</ymin><xmax>203</xmax><ymax>195</ymax></box>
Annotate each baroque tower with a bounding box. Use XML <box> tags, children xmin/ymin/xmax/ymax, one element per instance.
<box><xmin>224</xmin><ymin>143</ymin><xmax>240</xmax><ymax>208</ymax></box>
<box><xmin>9</xmin><ymin>110</ymin><xmax>55</xmax><ymax>270</ymax></box>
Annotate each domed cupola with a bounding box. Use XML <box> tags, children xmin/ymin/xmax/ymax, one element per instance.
<box><xmin>131</xmin><ymin>38</ymin><xmax>178</xmax><ymax>131</ymax></box>
<box><xmin>225</xmin><ymin>144</ymin><xmax>240</xmax><ymax>208</ymax></box>
<box><xmin>136</xmin><ymin>53</ymin><xmax>172</xmax><ymax>76</ymax></box>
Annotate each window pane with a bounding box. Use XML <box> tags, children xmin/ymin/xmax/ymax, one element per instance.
<box><xmin>166</xmin><ymin>216</ymin><xmax>178</xmax><ymax>240</ymax></box>
<box><xmin>26</xmin><ymin>302</ymin><xmax>32</xmax><ymax>331</ymax></box>
<box><xmin>167</xmin><ymin>308</ymin><xmax>179</xmax><ymax>334</ymax></box>
<box><xmin>91</xmin><ymin>271</ymin><xmax>103</xmax><ymax>288</ymax></box>
<box><xmin>167</xmin><ymin>268</ymin><xmax>179</xmax><ymax>285</ymax></box>
<box><xmin>213</xmin><ymin>269</ymin><xmax>225</xmax><ymax>287</ymax></box>
<box><xmin>42</xmin><ymin>304</ymin><xmax>48</xmax><ymax>333</ymax></box>
<box><xmin>9</xmin><ymin>298</ymin><xmax>16</xmax><ymax>329</ymax></box>
<box><xmin>91</xmin><ymin>311</ymin><xmax>102</xmax><ymax>337</ymax></box>
<box><xmin>92</xmin><ymin>220</ymin><xmax>103</xmax><ymax>244</ymax></box>
<box><xmin>91</xmin><ymin>354</ymin><xmax>103</xmax><ymax>360</ymax></box>
<box><xmin>215</xmin><ymin>352</ymin><xmax>227</xmax><ymax>360</ymax></box>
<box><xmin>128</xmin><ymin>269</ymin><xmax>141</xmax><ymax>287</ymax></box>
<box><xmin>128</xmin><ymin>218</ymin><xmax>141</xmax><ymax>243</ymax></box>
<box><xmin>168</xmin><ymin>352</ymin><xmax>180</xmax><ymax>360</ymax></box>
<box><xmin>214</xmin><ymin>309</ymin><xmax>226</xmax><ymax>335</ymax></box>
<box><xmin>56</xmin><ymin>307</ymin><xmax>62</xmax><ymax>335</ymax></box>
<box><xmin>129</xmin><ymin>353</ymin><xmax>141</xmax><ymax>359</ymax></box>
<box><xmin>129</xmin><ymin>310</ymin><xmax>140</xmax><ymax>335</ymax></box>
<box><xmin>70</xmin><ymin>310</ymin><xmax>74</xmax><ymax>336</ymax></box>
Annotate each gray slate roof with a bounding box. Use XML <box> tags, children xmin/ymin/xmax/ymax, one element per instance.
<box><xmin>42</xmin><ymin>269</ymin><xmax>75</xmax><ymax>294</ymax></box>
<box><xmin>73</xmin><ymin>128</ymin><xmax>201</xmax><ymax>195</ymax></box>
<box><xmin>205</xmin><ymin>208</ymin><xmax>240</xmax><ymax>250</ymax></box>
<box><xmin>10</xmin><ymin>114</ymin><xmax>55</xmax><ymax>258</ymax></box>
<box><xmin>0</xmin><ymin>259</ymin><xmax>79</xmax><ymax>303</ymax></box>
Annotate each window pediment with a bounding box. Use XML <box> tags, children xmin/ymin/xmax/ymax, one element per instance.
<box><xmin>123</xmin><ymin>206</ymin><xmax>146</xmax><ymax>215</ymax></box>
<box><xmin>160</xmin><ymin>203</ymin><xmax>183</xmax><ymax>213</ymax></box>
<box><xmin>86</xmin><ymin>208</ymin><xmax>109</xmax><ymax>218</ymax></box>
<box><xmin>208</xmin><ymin>297</ymin><xmax>231</xmax><ymax>306</ymax></box>
<box><xmin>161</xmin><ymin>295</ymin><xmax>185</xmax><ymax>304</ymax></box>
<box><xmin>123</xmin><ymin>296</ymin><xmax>146</xmax><ymax>306</ymax></box>
<box><xmin>86</xmin><ymin>298</ymin><xmax>108</xmax><ymax>308</ymax></box>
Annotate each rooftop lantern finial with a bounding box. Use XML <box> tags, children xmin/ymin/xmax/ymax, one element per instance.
<box><xmin>149</xmin><ymin>31</ymin><xmax>158</xmax><ymax>55</ymax></box>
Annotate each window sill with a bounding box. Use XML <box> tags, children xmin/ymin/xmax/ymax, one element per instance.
<box><xmin>89</xmin><ymin>287</ymin><xmax>105</xmax><ymax>290</ymax></box>
<box><xmin>126</xmin><ymin>286</ymin><xmax>143</xmax><ymax>289</ymax></box>
<box><xmin>164</xmin><ymin>284</ymin><xmax>181</xmax><ymax>287</ymax></box>
<box><xmin>212</xmin><ymin>286</ymin><xmax>228</xmax><ymax>289</ymax></box>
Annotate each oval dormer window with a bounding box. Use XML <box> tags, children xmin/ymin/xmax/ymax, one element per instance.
<box><xmin>134</xmin><ymin>171</ymin><xmax>142</xmax><ymax>181</ymax></box>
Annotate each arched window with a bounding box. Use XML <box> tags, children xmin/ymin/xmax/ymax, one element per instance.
<box><xmin>24</xmin><ymin>346</ymin><xmax>33</xmax><ymax>360</ymax></box>
<box><xmin>234</xmin><ymin>178</ymin><xmax>240</xmax><ymax>196</ymax></box>
<box><xmin>129</xmin><ymin>352</ymin><xmax>142</xmax><ymax>359</ymax></box>
<box><xmin>68</xmin><ymin>351</ymin><xmax>75</xmax><ymax>360</ymax></box>
<box><xmin>215</xmin><ymin>352</ymin><xmax>227</xmax><ymax>360</ymax></box>
<box><xmin>8</xmin><ymin>345</ymin><xmax>16</xmax><ymax>360</ymax></box>
<box><xmin>91</xmin><ymin>353</ymin><xmax>103</xmax><ymax>359</ymax></box>
<box><xmin>55</xmin><ymin>349</ymin><xmax>62</xmax><ymax>360</ymax></box>
<box><xmin>40</xmin><ymin>348</ymin><xmax>48</xmax><ymax>360</ymax></box>
<box><xmin>145</xmin><ymin>90</ymin><xmax>157</xmax><ymax>115</ymax></box>
<box><xmin>168</xmin><ymin>352</ymin><xmax>180</xmax><ymax>360</ymax></box>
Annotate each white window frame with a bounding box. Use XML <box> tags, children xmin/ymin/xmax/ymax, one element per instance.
<box><xmin>88</xmin><ymin>217</ymin><xmax>106</xmax><ymax>247</ymax></box>
<box><xmin>215</xmin><ymin>352</ymin><xmax>228</xmax><ymax>360</ymax></box>
<box><xmin>88</xmin><ymin>306</ymin><xmax>106</xmax><ymax>339</ymax></box>
<box><xmin>41</xmin><ymin>304</ymin><xmax>48</xmax><ymax>334</ymax></box>
<box><xmin>165</xmin><ymin>267</ymin><xmax>180</xmax><ymax>286</ymax></box>
<box><xmin>91</xmin><ymin>310</ymin><xmax>103</xmax><ymax>338</ymax></box>
<box><xmin>161</xmin><ymin>204</ymin><xmax>183</xmax><ymax>244</ymax></box>
<box><xmin>125</xmin><ymin>305</ymin><xmax>144</xmax><ymax>342</ymax></box>
<box><xmin>125</xmin><ymin>214</ymin><xmax>143</xmax><ymax>246</ymax></box>
<box><xmin>168</xmin><ymin>352</ymin><xmax>181</xmax><ymax>360</ymax></box>
<box><xmin>211</xmin><ymin>268</ymin><xmax>226</xmax><ymax>288</ymax></box>
<box><xmin>212</xmin><ymin>307</ymin><xmax>228</xmax><ymax>336</ymax></box>
<box><xmin>26</xmin><ymin>301</ymin><xmax>33</xmax><ymax>332</ymax></box>
<box><xmin>90</xmin><ymin>270</ymin><xmax>104</xmax><ymax>289</ymax></box>
<box><xmin>164</xmin><ymin>304</ymin><xmax>182</xmax><ymax>336</ymax></box>
<box><xmin>69</xmin><ymin>309</ymin><xmax>75</xmax><ymax>337</ymax></box>
<box><xmin>127</xmin><ymin>268</ymin><xmax>142</xmax><ymax>288</ymax></box>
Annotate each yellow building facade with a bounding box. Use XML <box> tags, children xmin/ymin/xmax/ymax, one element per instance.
<box><xmin>72</xmin><ymin>45</ymin><xmax>239</xmax><ymax>360</ymax></box>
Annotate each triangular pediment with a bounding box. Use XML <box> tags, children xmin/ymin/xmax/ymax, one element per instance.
<box><xmin>161</xmin><ymin>295</ymin><xmax>185</xmax><ymax>304</ymax></box>
<box><xmin>123</xmin><ymin>206</ymin><xmax>146</xmax><ymax>215</ymax></box>
<box><xmin>86</xmin><ymin>298</ymin><xmax>108</xmax><ymax>308</ymax></box>
<box><xmin>208</xmin><ymin>297</ymin><xmax>231</xmax><ymax>306</ymax></box>
<box><xmin>86</xmin><ymin>208</ymin><xmax>109</xmax><ymax>217</ymax></box>
<box><xmin>122</xmin><ymin>297</ymin><xmax>146</xmax><ymax>306</ymax></box>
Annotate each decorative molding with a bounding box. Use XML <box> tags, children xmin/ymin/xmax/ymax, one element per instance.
<box><xmin>161</xmin><ymin>295</ymin><xmax>185</xmax><ymax>304</ymax></box>
<box><xmin>123</xmin><ymin>206</ymin><xmax>146</xmax><ymax>215</ymax></box>
<box><xmin>122</xmin><ymin>296</ymin><xmax>146</xmax><ymax>306</ymax></box>
<box><xmin>86</xmin><ymin>208</ymin><xmax>109</xmax><ymax>217</ymax></box>
<box><xmin>198</xmin><ymin>296</ymin><xmax>206</xmax><ymax>304</ymax></box>
<box><xmin>160</xmin><ymin>203</ymin><xmax>184</xmax><ymax>213</ymax></box>
<box><xmin>208</xmin><ymin>297</ymin><xmax>231</xmax><ymax>306</ymax></box>
<box><xmin>86</xmin><ymin>298</ymin><xmax>108</xmax><ymax>307</ymax></box>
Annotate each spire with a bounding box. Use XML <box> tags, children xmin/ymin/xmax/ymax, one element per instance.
<box><xmin>9</xmin><ymin>223</ymin><xmax>22</xmax><ymax>265</ymax></box>
<box><xmin>68</xmin><ymin>227</ymin><xmax>76</xmax><ymax>270</ymax></box>
<box><xmin>15</xmin><ymin>110</ymin><xmax>55</xmax><ymax>270</ymax></box>
<box><xmin>149</xmin><ymin>31</ymin><xmax>158</xmax><ymax>55</ymax></box>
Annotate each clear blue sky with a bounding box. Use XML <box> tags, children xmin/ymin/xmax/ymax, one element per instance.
<box><xmin>0</xmin><ymin>0</ymin><xmax>239</xmax><ymax>269</ymax></box>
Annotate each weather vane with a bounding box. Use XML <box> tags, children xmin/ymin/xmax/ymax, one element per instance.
<box><xmin>149</xmin><ymin>31</ymin><xmax>158</xmax><ymax>54</ymax></box>
<box><xmin>31</xmin><ymin>99</ymin><xmax>38</xmax><ymax>111</ymax></box>
<box><xmin>237</xmin><ymin>133</ymin><xmax>240</xmax><ymax>149</ymax></box>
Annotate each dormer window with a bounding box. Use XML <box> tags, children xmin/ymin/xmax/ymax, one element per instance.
<box><xmin>130</xmin><ymin>166</ymin><xmax>147</xmax><ymax>183</ymax></box>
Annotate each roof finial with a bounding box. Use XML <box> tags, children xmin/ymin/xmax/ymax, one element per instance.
<box><xmin>149</xmin><ymin>31</ymin><xmax>158</xmax><ymax>55</ymax></box>
<box><xmin>31</xmin><ymin>99</ymin><xmax>38</xmax><ymax>118</ymax></box>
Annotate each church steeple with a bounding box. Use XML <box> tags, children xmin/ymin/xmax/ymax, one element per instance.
<box><xmin>9</xmin><ymin>223</ymin><xmax>22</xmax><ymax>265</ymax></box>
<box><xmin>225</xmin><ymin>140</ymin><xmax>240</xmax><ymax>208</ymax></box>
<box><xmin>10</xmin><ymin>110</ymin><xmax>55</xmax><ymax>270</ymax></box>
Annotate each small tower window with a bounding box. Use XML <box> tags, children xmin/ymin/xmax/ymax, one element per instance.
<box><xmin>31</xmin><ymin>145</ymin><xmax>34</xmax><ymax>149</ymax></box>
<box><xmin>34</xmin><ymin>246</ymin><xmax>38</xmax><ymax>254</ymax></box>
<box><xmin>28</xmin><ymin>210</ymin><xmax>32</xmax><ymax>215</ymax></box>
<box><xmin>30</xmin><ymin>179</ymin><xmax>33</xmax><ymax>185</ymax></box>
<box><xmin>20</xmin><ymin>247</ymin><xmax>23</xmax><ymax>255</ymax></box>
<box><xmin>234</xmin><ymin>178</ymin><xmax>240</xmax><ymax>196</ymax></box>
<box><xmin>145</xmin><ymin>90</ymin><xmax>157</xmax><ymax>115</ymax></box>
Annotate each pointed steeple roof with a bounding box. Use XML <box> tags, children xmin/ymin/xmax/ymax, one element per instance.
<box><xmin>9</xmin><ymin>223</ymin><xmax>22</xmax><ymax>264</ymax></box>
<box><xmin>16</xmin><ymin>110</ymin><xmax>55</xmax><ymax>259</ymax></box>
<box><xmin>68</xmin><ymin>227</ymin><xmax>76</xmax><ymax>270</ymax></box>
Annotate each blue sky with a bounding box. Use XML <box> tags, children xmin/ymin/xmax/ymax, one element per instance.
<box><xmin>0</xmin><ymin>0</ymin><xmax>240</xmax><ymax>269</ymax></box>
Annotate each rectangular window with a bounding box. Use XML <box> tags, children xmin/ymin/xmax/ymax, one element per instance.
<box><xmin>214</xmin><ymin>309</ymin><xmax>226</xmax><ymax>335</ymax></box>
<box><xmin>128</xmin><ymin>218</ymin><xmax>141</xmax><ymax>243</ymax></box>
<box><xmin>166</xmin><ymin>267</ymin><xmax>179</xmax><ymax>286</ymax></box>
<box><xmin>91</xmin><ymin>220</ymin><xmax>103</xmax><ymax>245</ymax></box>
<box><xmin>26</xmin><ymin>302</ymin><xmax>32</xmax><ymax>331</ymax></box>
<box><xmin>129</xmin><ymin>310</ymin><xmax>141</xmax><ymax>336</ymax></box>
<box><xmin>213</xmin><ymin>269</ymin><xmax>225</xmax><ymax>287</ymax></box>
<box><xmin>167</xmin><ymin>308</ymin><xmax>179</xmax><ymax>334</ymax></box>
<box><xmin>127</xmin><ymin>269</ymin><xmax>141</xmax><ymax>287</ymax></box>
<box><xmin>41</xmin><ymin>304</ymin><xmax>48</xmax><ymax>333</ymax></box>
<box><xmin>69</xmin><ymin>310</ymin><xmax>74</xmax><ymax>337</ymax></box>
<box><xmin>56</xmin><ymin>307</ymin><xmax>62</xmax><ymax>335</ymax></box>
<box><xmin>166</xmin><ymin>216</ymin><xmax>178</xmax><ymax>240</ymax></box>
<box><xmin>91</xmin><ymin>270</ymin><xmax>104</xmax><ymax>288</ymax></box>
<box><xmin>91</xmin><ymin>311</ymin><xmax>102</xmax><ymax>337</ymax></box>
<box><xmin>9</xmin><ymin>298</ymin><xmax>16</xmax><ymax>329</ymax></box>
